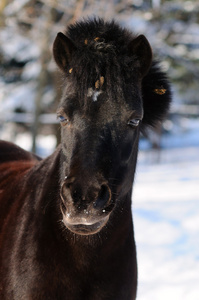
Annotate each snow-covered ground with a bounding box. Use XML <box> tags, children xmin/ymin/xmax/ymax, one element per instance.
<box><xmin>134</xmin><ymin>129</ymin><xmax>199</xmax><ymax>300</ymax></box>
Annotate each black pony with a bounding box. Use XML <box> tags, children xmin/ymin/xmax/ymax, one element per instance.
<box><xmin>0</xmin><ymin>18</ymin><xmax>171</xmax><ymax>300</ymax></box>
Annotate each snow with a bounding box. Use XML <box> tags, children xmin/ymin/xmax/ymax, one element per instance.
<box><xmin>133</xmin><ymin>141</ymin><xmax>199</xmax><ymax>299</ymax></box>
<box><xmin>22</xmin><ymin>61</ymin><xmax>41</xmax><ymax>81</ymax></box>
<box><xmin>0</xmin><ymin>27</ymin><xmax>39</xmax><ymax>61</ymax></box>
<box><xmin>4</xmin><ymin>0</ymin><xmax>30</xmax><ymax>16</ymax></box>
<box><xmin>0</xmin><ymin>82</ymin><xmax>36</xmax><ymax>113</ymax></box>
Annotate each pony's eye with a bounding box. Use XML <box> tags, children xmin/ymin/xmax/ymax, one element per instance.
<box><xmin>59</xmin><ymin>115</ymin><xmax>66</xmax><ymax>122</ymax></box>
<box><xmin>128</xmin><ymin>119</ymin><xmax>140</xmax><ymax>127</ymax></box>
<box><xmin>58</xmin><ymin>115</ymin><xmax>69</xmax><ymax>125</ymax></box>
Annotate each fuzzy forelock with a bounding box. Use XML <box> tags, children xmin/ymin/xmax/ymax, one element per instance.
<box><xmin>65</xmin><ymin>18</ymin><xmax>133</xmax><ymax>52</ymax></box>
<box><xmin>63</xmin><ymin>18</ymin><xmax>139</xmax><ymax>107</ymax></box>
<box><xmin>62</xmin><ymin>18</ymin><xmax>172</xmax><ymax>126</ymax></box>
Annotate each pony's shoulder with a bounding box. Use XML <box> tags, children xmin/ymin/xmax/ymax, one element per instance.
<box><xmin>0</xmin><ymin>140</ymin><xmax>41</xmax><ymax>164</ymax></box>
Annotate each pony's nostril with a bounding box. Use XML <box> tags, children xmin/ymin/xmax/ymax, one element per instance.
<box><xmin>94</xmin><ymin>184</ymin><xmax>111</xmax><ymax>209</ymax></box>
<box><xmin>72</xmin><ymin>188</ymin><xmax>82</xmax><ymax>204</ymax></box>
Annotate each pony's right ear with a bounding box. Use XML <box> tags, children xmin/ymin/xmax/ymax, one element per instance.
<box><xmin>53</xmin><ymin>32</ymin><xmax>76</xmax><ymax>72</ymax></box>
<box><xmin>128</xmin><ymin>35</ymin><xmax>152</xmax><ymax>78</ymax></box>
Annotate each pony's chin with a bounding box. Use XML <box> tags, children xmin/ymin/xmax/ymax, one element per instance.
<box><xmin>63</xmin><ymin>216</ymin><xmax>109</xmax><ymax>235</ymax></box>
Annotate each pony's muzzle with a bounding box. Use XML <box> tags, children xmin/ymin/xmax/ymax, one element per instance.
<box><xmin>60</xmin><ymin>177</ymin><xmax>114</xmax><ymax>235</ymax></box>
<box><xmin>61</xmin><ymin>176</ymin><xmax>112</xmax><ymax>211</ymax></box>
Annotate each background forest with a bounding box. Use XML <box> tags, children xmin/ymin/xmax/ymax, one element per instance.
<box><xmin>0</xmin><ymin>0</ymin><xmax>199</xmax><ymax>153</ymax></box>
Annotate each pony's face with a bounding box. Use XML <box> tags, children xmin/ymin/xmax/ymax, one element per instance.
<box><xmin>53</xmin><ymin>19</ymin><xmax>170</xmax><ymax>235</ymax></box>
<box><xmin>57</xmin><ymin>83</ymin><xmax>143</xmax><ymax>235</ymax></box>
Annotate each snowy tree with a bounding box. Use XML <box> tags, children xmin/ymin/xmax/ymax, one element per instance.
<box><xmin>0</xmin><ymin>0</ymin><xmax>199</xmax><ymax>153</ymax></box>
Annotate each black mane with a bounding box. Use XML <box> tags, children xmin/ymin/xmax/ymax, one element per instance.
<box><xmin>142</xmin><ymin>61</ymin><xmax>172</xmax><ymax>127</ymax></box>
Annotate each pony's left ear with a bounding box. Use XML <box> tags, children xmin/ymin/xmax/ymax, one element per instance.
<box><xmin>128</xmin><ymin>35</ymin><xmax>152</xmax><ymax>78</ymax></box>
<box><xmin>53</xmin><ymin>32</ymin><xmax>76</xmax><ymax>72</ymax></box>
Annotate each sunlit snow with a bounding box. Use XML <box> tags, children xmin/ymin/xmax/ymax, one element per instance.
<box><xmin>133</xmin><ymin>142</ymin><xmax>199</xmax><ymax>300</ymax></box>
